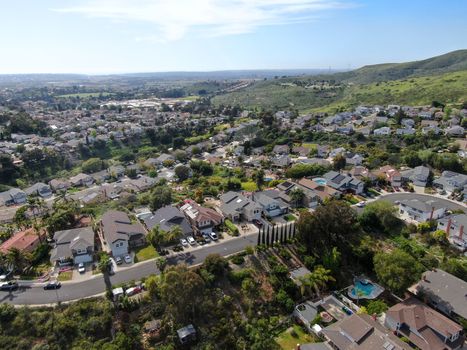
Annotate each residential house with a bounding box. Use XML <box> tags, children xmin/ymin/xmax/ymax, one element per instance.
<box><xmin>271</xmin><ymin>154</ymin><xmax>291</xmax><ymax>168</ymax></box>
<box><xmin>219</xmin><ymin>191</ymin><xmax>261</xmax><ymax>222</ymax></box>
<box><xmin>322</xmin><ymin>171</ymin><xmax>364</xmax><ymax>194</ymax></box>
<box><xmin>345</xmin><ymin>152</ymin><xmax>364</xmax><ymax>166</ymax></box>
<box><xmin>373</xmin><ymin>165</ymin><xmax>402</xmax><ymax>187</ymax></box>
<box><xmin>322</xmin><ymin>313</ymin><xmax>411</xmax><ymax>350</ymax></box>
<box><xmin>396</xmin><ymin>127</ymin><xmax>416</xmax><ymax>135</ymax></box>
<box><xmin>385</xmin><ymin>297</ymin><xmax>464</xmax><ymax>350</ymax></box>
<box><xmin>100</xmin><ymin>210</ymin><xmax>147</xmax><ymax>257</ymax></box>
<box><xmin>329</xmin><ymin>147</ymin><xmax>346</xmax><ymax>158</ymax></box>
<box><xmin>437</xmin><ymin>214</ymin><xmax>467</xmax><ymax>250</ymax></box>
<box><xmin>296</xmin><ymin>178</ymin><xmax>340</xmax><ymax>206</ymax></box>
<box><xmin>348</xmin><ymin>166</ymin><xmax>373</xmax><ymax>181</ymax></box>
<box><xmin>0</xmin><ymin>228</ymin><xmax>45</xmax><ymax>254</ymax></box>
<box><xmin>273</xmin><ymin>144</ymin><xmax>290</xmax><ymax>155</ymax></box>
<box><xmin>433</xmin><ymin>171</ymin><xmax>467</xmax><ymax>193</ymax></box>
<box><xmin>398</xmin><ymin>199</ymin><xmax>446</xmax><ymax>222</ymax></box>
<box><xmin>180</xmin><ymin>199</ymin><xmax>224</xmax><ymax>235</ymax></box>
<box><xmin>292</xmin><ymin>146</ymin><xmax>310</xmax><ymax>157</ymax></box>
<box><xmin>401</xmin><ymin>165</ymin><xmax>431</xmax><ymax>187</ymax></box>
<box><xmin>50</xmin><ymin>227</ymin><xmax>95</xmax><ymax>265</ymax></box>
<box><xmin>143</xmin><ymin>205</ymin><xmax>193</xmax><ymax>236</ymax></box>
<box><xmin>0</xmin><ymin>188</ymin><xmax>27</xmax><ymax>206</ymax></box>
<box><xmin>108</xmin><ymin>165</ymin><xmax>125</xmax><ymax>178</ymax></box>
<box><xmin>70</xmin><ymin>173</ymin><xmax>94</xmax><ymax>187</ymax></box>
<box><xmin>373</xmin><ymin>126</ymin><xmax>391</xmax><ymax>135</ymax></box>
<box><xmin>445</xmin><ymin>126</ymin><xmax>465</xmax><ymax>137</ymax></box>
<box><xmin>49</xmin><ymin>179</ymin><xmax>71</xmax><ymax>192</ymax></box>
<box><xmin>25</xmin><ymin>182</ymin><xmax>52</xmax><ymax>198</ymax></box>
<box><xmin>409</xmin><ymin>269</ymin><xmax>467</xmax><ymax>321</ymax></box>
<box><xmin>253</xmin><ymin>191</ymin><xmax>289</xmax><ymax>217</ymax></box>
<box><xmin>91</xmin><ymin>169</ymin><xmax>111</xmax><ymax>183</ymax></box>
<box><xmin>317</xmin><ymin>145</ymin><xmax>330</xmax><ymax>158</ymax></box>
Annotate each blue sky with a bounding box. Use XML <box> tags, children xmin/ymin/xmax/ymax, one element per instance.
<box><xmin>1</xmin><ymin>0</ymin><xmax>466</xmax><ymax>74</ymax></box>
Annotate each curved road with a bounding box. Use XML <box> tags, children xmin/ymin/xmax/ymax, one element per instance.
<box><xmin>374</xmin><ymin>192</ymin><xmax>466</xmax><ymax>211</ymax></box>
<box><xmin>1</xmin><ymin>233</ymin><xmax>259</xmax><ymax>306</ymax></box>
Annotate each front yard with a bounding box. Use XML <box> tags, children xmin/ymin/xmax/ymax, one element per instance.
<box><xmin>58</xmin><ymin>271</ymin><xmax>73</xmax><ymax>281</ymax></box>
<box><xmin>134</xmin><ymin>245</ymin><xmax>159</xmax><ymax>262</ymax></box>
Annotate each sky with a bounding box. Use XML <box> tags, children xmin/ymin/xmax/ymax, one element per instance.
<box><xmin>1</xmin><ymin>0</ymin><xmax>466</xmax><ymax>74</ymax></box>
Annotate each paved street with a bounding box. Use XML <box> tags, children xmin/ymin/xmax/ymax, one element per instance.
<box><xmin>0</xmin><ymin>232</ymin><xmax>259</xmax><ymax>306</ymax></box>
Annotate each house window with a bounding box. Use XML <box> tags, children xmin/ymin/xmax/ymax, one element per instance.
<box><xmin>76</xmin><ymin>248</ymin><xmax>86</xmax><ymax>255</ymax></box>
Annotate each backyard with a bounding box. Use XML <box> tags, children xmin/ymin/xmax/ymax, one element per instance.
<box><xmin>275</xmin><ymin>324</ymin><xmax>320</xmax><ymax>349</ymax></box>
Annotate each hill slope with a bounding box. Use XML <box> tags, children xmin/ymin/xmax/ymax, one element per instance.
<box><xmin>212</xmin><ymin>50</ymin><xmax>467</xmax><ymax>111</ymax></box>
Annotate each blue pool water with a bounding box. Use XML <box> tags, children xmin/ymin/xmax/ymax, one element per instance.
<box><xmin>348</xmin><ymin>279</ymin><xmax>384</xmax><ymax>300</ymax></box>
<box><xmin>314</xmin><ymin>178</ymin><xmax>327</xmax><ymax>186</ymax></box>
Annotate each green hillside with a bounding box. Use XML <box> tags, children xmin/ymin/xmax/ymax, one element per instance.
<box><xmin>212</xmin><ymin>50</ymin><xmax>467</xmax><ymax>112</ymax></box>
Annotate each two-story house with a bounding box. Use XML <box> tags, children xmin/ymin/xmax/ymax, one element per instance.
<box><xmin>70</xmin><ymin>173</ymin><xmax>95</xmax><ymax>187</ymax></box>
<box><xmin>180</xmin><ymin>199</ymin><xmax>224</xmax><ymax>235</ymax></box>
<box><xmin>385</xmin><ymin>297</ymin><xmax>465</xmax><ymax>350</ymax></box>
<box><xmin>219</xmin><ymin>191</ymin><xmax>261</xmax><ymax>222</ymax></box>
<box><xmin>0</xmin><ymin>188</ymin><xmax>27</xmax><ymax>206</ymax></box>
<box><xmin>100</xmin><ymin>210</ymin><xmax>147</xmax><ymax>257</ymax></box>
<box><xmin>437</xmin><ymin>214</ymin><xmax>467</xmax><ymax>250</ymax></box>
<box><xmin>25</xmin><ymin>182</ymin><xmax>53</xmax><ymax>198</ymax></box>
<box><xmin>323</xmin><ymin>171</ymin><xmax>364</xmax><ymax>194</ymax></box>
<box><xmin>253</xmin><ymin>191</ymin><xmax>289</xmax><ymax>218</ymax></box>
<box><xmin>143</xmin><ymin>205</ymin><xmax>193</xmax><ymax>236</ymax></box>
<box><xmin>50</xmin><ymin>227</ymin><xmax>95</xmax><ymax>265</ymax></box>
<box><xmin>398</xmin><ymin>199</ymin><xmax>446</xmax><ymax>223</ymax></box>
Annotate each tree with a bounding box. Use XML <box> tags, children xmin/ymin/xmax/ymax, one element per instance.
<box><xmin>159</xmin><ymin>265</ymin><xmax>205</xmax><ymax>323</ymax></box>
<box><xmin>155</xmin><ymin>257</ymin><xmax>167</xmax><ymax>272</ymax></box>
<box><xmin>145</xmin><ymin>275</ymin><xmax>159</xmax><ymax>299</ymax></box>
<box><xmin>373</xmin><ymin>249</ymin><xmax>423</xmax><ymax>294</ymax></box>
<box><xmin>253</xmin><ymin>169</ymin><xmax>265</xmax><ymax>190</ymax></box>
<box><xmin>333</xmin><ymin>154</ymin><xmax>346</xmax><ymax>171</ymax></box>
<box><xmin>358</xmin><ymin>201</ymin><xmax>401</xmax><ymax>234</ymax></box>
<box><xmin>297</xmin><ymin>201</ymin><xmax>358</xmax><ymax>253</ymax></box>
<box><xmin>6</xmin><ymin>247</ymin><xmax>31</xmax><ymax>274</ymax></box>
<box><xmin>202</xmin><ymin>254</ymin><xmax>229</xmax><ymax>277</ymax></box>
<box><xmin>290</xmin><ymin>187</ymin><xmax>305</xmax><ymax>207</ymax></box>
<box><xmin>81</xmin><ymin>158</ymin><xmax>105</xmax><ymax>174</ymax></box>
<box><xmin>174</xmin><ymin>165</ymin><xmax>190</xmax><ymax>181</ymax></box>
<box><xmin>298</xmin><ymin>265</ymin><xmax>335</xmax><ymax>298</ymax></box>
<box><xmin>441</xmin><ymin>258</ymin><xmax>467</xmax><ymax>281</ymax></box>
<box><xmin>366</xmin><ymin>300</ymin><xmax>388</xmax><ymax>316</ymax></box>
<box><xmin>149</xmin><ymin>185</ymin><xmax>172</xmax><ymax>211</ymax></box>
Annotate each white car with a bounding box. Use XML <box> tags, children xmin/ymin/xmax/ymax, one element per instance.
<box><xmin>78</xmin><ymin>263</ymin><xmax>86</xmax><ymax>273</ymax></box>
<box><xmin>187</xmin><ymin>236</ymin><xmax>196</xmax><ymax>245</ymax></box>
<box><xmin>180</xmin><ymin>238</ymin><xmax>189</xmax><ymax>246</ymax></box>
<box><xmin>209</xmin><ymin>232</ymin><xmax>218</xmax><ymax>241</ymax></box>
<box><xmin>356</xmin><ymin>201</ymin><xmax>366</xmax><ymax>208</ymax></box>
<box><xmin>124</xmin><ymin>254</ymin><xmax>132</xmax><ymax>264</ymax></box>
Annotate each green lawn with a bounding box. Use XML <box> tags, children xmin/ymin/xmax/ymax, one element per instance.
<box><xmin>134</xmin><ymin>245</ymin><xmax>159</xmax><ymax>262</ymax></box>
<box><xmin>58</xmin><ymin>271</ymin><xmax>73</xmax><ymax>281</ymax></box>
<box><xmin>284</xmin><ymin>214</ymin><xmax>296</xmax><ymax>222</ymax></box>
<box><xmin>241</xmin><ymin>181</ymin><xmax>258</xmax><ymax>192</ymax></box>
<box><xmin>275</xmin><ymin>324</ymin><xmax>319</xmax><ymax>350</ymax></box>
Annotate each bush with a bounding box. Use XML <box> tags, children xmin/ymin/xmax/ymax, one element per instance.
<box><xmin>228</xmin><ymin>269</ymin><xmax>252</xmax><ymax>284</ymax></box>
<box><xmin>231</xmin><ymin>255</ymin><xmax>245</xmax><ymax>265</ymax></box>
<box><xmin>366</xmin><ymin>300</ymin><xmax>388</xmax><ymax>316</ymax></box>
<box><xmin>225</xmin><ymin>219</ymin><xmax>239</xmax><ymax>236</ymax></box>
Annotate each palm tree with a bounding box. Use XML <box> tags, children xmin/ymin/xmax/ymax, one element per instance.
<box><xmin>166</xmin><ymin>226</ymin><xmax>183</xmax><ymax>244</ymax></box>
<box><xmin>290</xmin><ymin>187</ymin><xmax>305</xmax><ymax>207</ymax></box>
<box><xmin>6</xmin><ymin>248</ymin><xmax>30</xmax><ymax>275</ymax></box>
<box><xmin>299</xmin><ymin>265</ymin><xmax>335</xmax><ymax>298</ymax></box>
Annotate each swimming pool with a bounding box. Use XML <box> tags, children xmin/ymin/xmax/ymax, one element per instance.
<box><xmin>314</xmin><ymin>178</ymin><xmax>327</xmax><ymax>186</ymax></box>
<box><xmin>347</xmin><ymin>278</ymin><xmax>384</xmax><ymax>300</ymax></box>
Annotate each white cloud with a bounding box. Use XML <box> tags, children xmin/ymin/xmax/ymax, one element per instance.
<box><xmin>54</xmin><ymin>0</ymin><xmax>352</xmax><ymax>42</ymax></box>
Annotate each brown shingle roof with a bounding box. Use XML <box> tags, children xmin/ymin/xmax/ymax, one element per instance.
<box><xmin>101</xmin><ymin>210</ymin><xmax>146</xmax><ymax>244</ymax></box>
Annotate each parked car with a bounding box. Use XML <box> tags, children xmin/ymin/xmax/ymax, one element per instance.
<box><xmin>124</xmin><ymin>254</ymin><xmax>132</xmax><ymax>264</ymax></box>
<box><xmin>115</xmin><ymin>256</ymin><xmax>123</xmax><ymax>265</ymax></box>
<box><xmin>180</xmin><ymin>238</ymin><xmax>189</xmax><ymax>247</ymax></box>
<box><xmin>356</xmin><ymin>201</ymin><xmax>366</xmax><ymax>208</ymax></box>
<box><xmin>125</xmin><ymin>286</ymin><xmax>142</xmax><ymax>296</ymax></box>
<box><xmin>209</xmin><ymin>232</ymin><xmax>218</xmax><ymax>241</ymax></box>
<box><xmin>187</xmin><ymin>236</ymin><xmax>196</xmax><ymax>245</ymax></box>
<box><xmin>253</xmin><ymin>219</ymin><xmax>263</xmax><ymax>228</ymax></box>
<box><xmin>0</xmin><ymin>281</ymin><xmax>18</xmax><ymax>291</ymax></box>
<box><xmin>78</xmin><ymin>263</ymin><xmax>86</xmax><ymax>274</ymax></box>
<box><xmin>44</xmin><ymin>281</ymin><xmax>61</xmax><ymax>290</ymax></box>
<box><xmin>108</xmin><ymin>258</ymin><xmax>116</xmax><ymax>275</ymax></box>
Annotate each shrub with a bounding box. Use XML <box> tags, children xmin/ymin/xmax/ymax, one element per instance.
<box><xmin>231</xmin><ymin>255</ymin><xmax>245</xmax><ymax>265</ymax></box>
<box><xmin>225</xmin><ymin>219</ymin><xmax>239</xmax><ymax>236</ymax></box>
